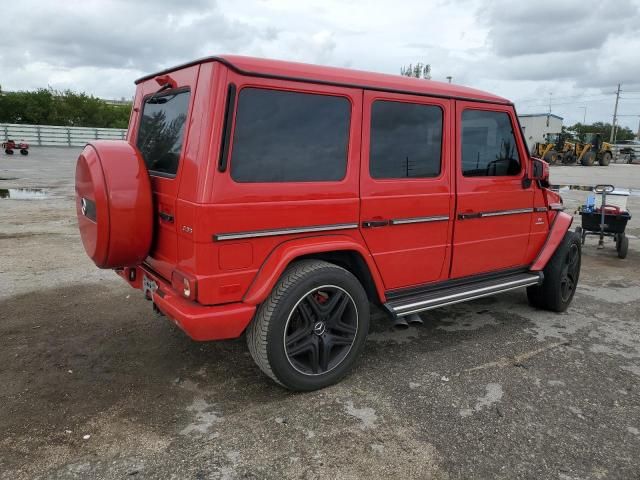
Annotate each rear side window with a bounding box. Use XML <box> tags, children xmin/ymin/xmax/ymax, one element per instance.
<box><xmin>230</xmin><ymin>88</ymin><xmax>350</xmax><ymax>183</ymax></box>
<box><xmin>461</xmin><ymin>110</ymin><xmax>520</xmax><ymax>177</ymax></box>
<box><xmin>370</xmin><ymin>100</ymin><xmax>443</xmax><ymax>179</ymax></box>
<box><xmin>136</xmin><ymin>90</ymin><xmax>190</xmax><ymax>176</ymax></box>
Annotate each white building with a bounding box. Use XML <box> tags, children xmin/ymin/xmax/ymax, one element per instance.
<box><xmin>518</xmin><ymin>113</ymin><xmax>563</xmax><ymax>151</ymax></box>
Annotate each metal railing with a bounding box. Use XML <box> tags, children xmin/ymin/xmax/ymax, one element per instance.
<box><xmin>1</xmin><ymin>123</ymin><xmax>127</xmax><ymax>147</ymax></box>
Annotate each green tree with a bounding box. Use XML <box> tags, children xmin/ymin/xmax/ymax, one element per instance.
<box><xmin>563</xmin><ymin>122</ymin><xmax>635</xmax><ymax>143</ymax></box>
<box><xmin>0</xmin><ymin>88</ymin><xmax>131</xmax><ymax>128</ymax></box>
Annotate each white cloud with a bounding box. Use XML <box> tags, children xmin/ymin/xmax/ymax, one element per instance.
<box><xmin>1</xmin><ymin>0</ymin><xmax>639</xmax><ymax>129</ymax></box>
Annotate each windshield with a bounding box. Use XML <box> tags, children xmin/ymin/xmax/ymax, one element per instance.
<box><xmin>136</xmin><ymin>90</ymin><xmax>190</xmax><ymax>176</ymax></box>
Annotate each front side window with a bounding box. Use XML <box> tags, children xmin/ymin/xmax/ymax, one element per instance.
<box><xmin>369</xmin><ymin>100</ymin><xmax>442</xmax><ymax>179</ymax></box>
<box><xmin>137</xmin><ymin>90</ymin><xmax>190</xmax><ymax>176</ymax></box>
<box><xmin>230</xmin><ymin>88</ymin><xmax>350</xmax><ymax>183</ymax></box>
<box><xmin>461</xmin><ymin>110</ymin><xmax>521</xmax><ymax>177</ymax></box>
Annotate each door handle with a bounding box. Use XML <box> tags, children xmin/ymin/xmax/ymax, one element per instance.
<box><xmin>457</xmin><ymin>212</ymin><xmax>481</xmax><ymax>220</ymax></box>
<box><xmin>362</xmin><ymin>220</ymin><xmax>389</xmax><ymax>228</ymax></box>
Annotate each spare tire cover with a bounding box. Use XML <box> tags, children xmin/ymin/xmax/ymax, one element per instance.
<box><xmin>75</xmin><ymin>140</ymin><xmax>153</xmax><ymax>268</ymax></box>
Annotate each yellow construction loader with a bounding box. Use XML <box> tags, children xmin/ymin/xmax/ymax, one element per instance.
<box><xmin>574</xmin><ymin>133</ymin><xmax>613</xmax><ymax>166</ymax></box>
<box><xmin>532</xmin><ymin>133</ymin><xmax>575</xmax><ymax>164</ymax></box>
<box><xmin>531</xmin><ymin>133</ymin><xmax>560</xmax><ymax>164</ymax></box>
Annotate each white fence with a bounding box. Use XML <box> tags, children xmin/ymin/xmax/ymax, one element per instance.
<box><xmin>1</xmin><ymin>123</ymin><xmax>127</xmax><ymax>147</ymax></box>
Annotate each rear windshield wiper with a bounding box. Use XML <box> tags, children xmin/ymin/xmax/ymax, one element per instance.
<box><xmin>147</xmin><ymin>85</ymin><xmax>175</xmax><ymax>104</ymax></box>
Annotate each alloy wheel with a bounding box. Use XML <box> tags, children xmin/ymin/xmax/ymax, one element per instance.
<box><xmin>283</xmin><ymin>285</ymin><xmax>358</xmax><ymax>376</ymax></box>
<box><xmin>560</xmin><ymin>243</ymin><xmax>580</xmax><ymax>302</ymax></box>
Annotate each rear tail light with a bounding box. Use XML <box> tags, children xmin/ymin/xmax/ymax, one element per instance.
<box><xmin>172</xmin><ymin>270</ymin><xmax>197</xmax><ymax>300</ymax></box>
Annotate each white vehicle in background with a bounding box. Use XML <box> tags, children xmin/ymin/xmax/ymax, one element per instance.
<box><xmin>614</xmin><ymin>140</ymin><xmax>640</xmax><ymax>164</ymax></box>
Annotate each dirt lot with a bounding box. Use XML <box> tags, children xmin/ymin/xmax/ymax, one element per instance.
<box><xmin>1</xmin><ymin>148</ymin><xmax>639</xmax><ymax>479</ymax></box>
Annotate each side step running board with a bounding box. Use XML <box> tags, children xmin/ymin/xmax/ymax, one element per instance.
<box><xmin>385</xmin><ymin>272</ymin><xmax>543</xmax><ymax>317</ymax></box>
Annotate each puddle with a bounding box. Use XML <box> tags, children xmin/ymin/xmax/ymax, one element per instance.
<box><xmin>551</xmin><ymin>184</ymin><xmax>640</xmax><ymax>196</ymax></box>
<box><xmin>0</xmin><ymin>188</ymin><xmax>49</xmax><ymax>199</ymax></box>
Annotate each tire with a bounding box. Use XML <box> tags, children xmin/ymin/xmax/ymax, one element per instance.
<box><xmin>20</xmin><ymin>149</ymin><xmax>28</xmax><ymax>156</ymax></box>
<box><xmin>544</xmin><ymin>150</ymin><xmax>559</xmax><ymax>165</ymax></box>
<box><xmin>581</xmin><ymin>151</ymin><xmax>596</xmax><ymax>166</ymax></box>
<box><xmin>527</xmin><ymin>231</ymin><xmax>581</xmax><ymax>312</ymax></box>
<box><xmin>246</xmin><ymin>260</ymin><xmax>370</xmax><ymax>391</ymax></box>
<box><xmin>5</xmin><ymin>148</ymin><xmax>14</xmax><ymax>155</ymax></box>
<box><xmin>599</xmin><ymin>151</ymin><xmax>611</xmax><ymax>166</ymax></box>
<box><xmin>562</xmin><ymin>153</ymin><xmax>576</xmax><ymax>164</ymax></box>
<box><xmin>617</xmin><ymin>235</ymin><xmax>629</xmax><ymax>259</ymax></box>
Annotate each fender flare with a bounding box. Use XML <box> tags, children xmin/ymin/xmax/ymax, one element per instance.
<box><xmin>530</xmin><ymin>211</ymin><xmax>573</xmax><ymax>271</ymax></box>
<box><xmin>242</xmin><ymin>235</ymin><xmax>386</xmax><ymax>306</ymax></box>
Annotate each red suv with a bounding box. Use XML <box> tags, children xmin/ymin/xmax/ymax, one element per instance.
<box><xmin>75</xmin><ymin>56</ymin><xmax>580</xmax><ymax>391</ymax></box>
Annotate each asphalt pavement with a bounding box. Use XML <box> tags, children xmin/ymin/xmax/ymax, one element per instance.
<box><xmin>1</xmin><ymin>148</ymin><xmax>639</xmax><ymax>479</ymax></box>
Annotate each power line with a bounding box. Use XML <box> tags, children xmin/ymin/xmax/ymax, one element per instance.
<box><xmin>517</xmin><ymin>98</ymin><xmax>617</xmax><ymax>108</ymax></box>
<box><xmin>517</xmin><ymin>95</ymin><xmax>611</xmax><ymax>104</ymax></box>
<box><xmin>516</xmin><ymin>91</ymin><xmax>616</xmax><ymax>103</ymax></box>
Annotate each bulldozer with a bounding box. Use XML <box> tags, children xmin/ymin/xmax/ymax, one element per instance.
<box><xmin>574</xmin><ymin>133</ymin><xmax>613</xmax><ymax>166</ymax></box>
<box><xmin>532</xmin><ymin>133</ymin><xmax>575</xmax><ymax>165</ymax></box>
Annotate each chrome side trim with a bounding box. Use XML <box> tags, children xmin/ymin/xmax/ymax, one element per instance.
<box><xmin>480</xmin><ymin>208</ymin><xmax>534</xmax><ymax>217</ymax></box>
<box><xmin>392</xmin><ymin>275</ymin><xmax>541</xmax><ymax>315</ymax></box>
<box><xmin>214</xmin><ymin>222</ymin><xmax>359</xmax><ymax>241</ymax></box>
<box><xmin>458</xmin><ymin>208</ymin><xmax>534</xmax><ymax>220</ymax></box>
<box><xmin>534</xmin><ymin>206</ymin><xmax>548</xmax><ymax>212</ymax></box>
<box><xmin>389</xmin><ymin>215</ymin><xmax>450</xmax><ymax>225</ymax></box>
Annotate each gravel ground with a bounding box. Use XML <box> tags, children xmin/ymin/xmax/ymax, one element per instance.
<box><xmin>1</xmin><ymin>147</ymin><xmax>639</xmax><ymax>480</ymax></box>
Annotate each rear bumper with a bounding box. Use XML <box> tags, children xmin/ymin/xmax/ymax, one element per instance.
<box><xmin>116</xmin><ymin>267</ymin><xmax>256</xmax><ymax>341</ymax></box>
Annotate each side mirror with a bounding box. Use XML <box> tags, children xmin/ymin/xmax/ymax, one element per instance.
<box><xmin>531</xmin><ymin>157</ymin><xmax>549</xmax><ymax>181</ymax></box>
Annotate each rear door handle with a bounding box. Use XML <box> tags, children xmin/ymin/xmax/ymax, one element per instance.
<box><xmin>362</xmin><ymin>220</ymin><xmax>389</xmax><ymax>228</ymax></box>
<box><xmin>457</xmin><ymin>212</ymin><xmax>481</xmax><ymax>220</ymax></box>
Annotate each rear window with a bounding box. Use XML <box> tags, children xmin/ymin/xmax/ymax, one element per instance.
<box><xmin>230</xmin><ymin>88</ymin><xmax>350</xmax><ymax>183</ymax></box>
<box><xmin>136</xmin><ymin>90</ymin><xmax>190</xmax><ymax>176</ymax></box>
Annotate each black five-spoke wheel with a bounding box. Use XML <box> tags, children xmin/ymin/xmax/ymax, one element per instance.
<box><xmin>527</xmin><ymin>231</ymin><xmax>581</xmax><ymax>312</ymax></box>
<box><xmin>559</xmin><ymin>243</ymin><xmax>580</xmax><ymax>302</ymax></box>
<box><xmin>284</xmin><ymin>286</ymin><xmax>358</xmax><ymax>375</ymax></box>
<box><xmin>247</xmin><ymin>260</ymin><xmax>369</xmax><ymax>391</ymax></box>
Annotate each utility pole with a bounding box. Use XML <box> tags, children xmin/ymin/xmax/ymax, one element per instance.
<box><xmin>610</xmin><ymin>83</ymin><xmax>621</xmax><ymax>143</ymax></box>
<box><xmin>446</xmin><ymin>76</ymin><xmax>452</xmax><ymax>84</ymax></box>
<box><xmin>579</xmin><ymin>106</ymin><xmax>587</xmax><ymax>124</ymax></box>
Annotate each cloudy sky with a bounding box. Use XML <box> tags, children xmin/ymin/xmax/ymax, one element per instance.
<box><xmin>2</xmin><ymin>0</ymin><xmax>640</xmax><ymax>129</ymax></box>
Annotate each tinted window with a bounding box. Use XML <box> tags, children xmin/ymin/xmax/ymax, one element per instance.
<box><xmin>370</xmin><ymin>101</ymin><xmax>442</xmax><ymax>179</ymax></box>
<box><xmin>137</xmin><ymin>90</ymin><xmax>190</xmax><ymax>176</ymax></box>
<box><xmin>461</xmin><ymin>110</ymin><xmax>520</xmax><ymax>177</ymax></box>
<box><xmin>230</xmin><ymin>88</ymin><xmax>350</xmax><ymax>182</ymax></box>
